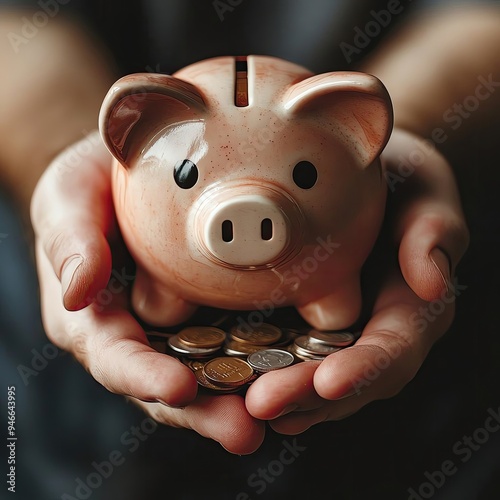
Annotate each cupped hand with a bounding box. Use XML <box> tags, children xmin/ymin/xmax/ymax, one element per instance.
<box><xmin>245</xmin><ymin>128</ymin><xmax>469</xmax><ymax>433</ymax></box>
<box><xmin>31</xmin><ymin>131</ymin><xmax>265</xmax><ymax>454</ymax></box>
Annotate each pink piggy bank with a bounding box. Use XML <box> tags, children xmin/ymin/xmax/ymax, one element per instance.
<box><xmin>99</xmin><ymin>55</ymin><xmax>392</xmax><ymax>330</ymax></box>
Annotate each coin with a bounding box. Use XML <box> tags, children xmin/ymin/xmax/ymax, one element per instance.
<box><xmin>203</xmin><ymin>357</ymin><xmax>254</xmax><ymax>387</ymax></box>
<box><xmin>178</xmin><ymin>326</ymin><xmax>226</xmax><ymax>348</ymax></box>
<box><xmin>230</xmin><ymin>323</ymin><xmax>282</xmax><ymax>346</ymax></box>
<box><xmin>307</xmin><ymin>330</ymin><xmax>355</xmax><ymax>347</ymax></box>
<box><xmin>247</xmin><ymin>349</ymin><xmax>295</xmax><ymax>373</ymax></box>
<box><xmin>195</xmin><ymin>369</ymin><xmax>241</xmax><ymax>393</ymax></box>
<box><xmin>223</xmin><ymin>339</ymin><xmax>265</xmax><ymax>357</ymax></box>
<box><xmin>168</xmin><ymin>335</ymin><xmax>221</xmax><ymax>358</ymax></box>
<box><xmin>181</xmin><ymin>358</ymin><xmax>206</xmax><ymax>372</ymax></box>
<box><xmin>293</xmin><ymin>336</ymin><xmax>341</xmax><ymax>356</ymax></box>
<box><xmin>289</xmin><ymin>347</ymin><xmax>325</xmax><ymax>362</ymax></box>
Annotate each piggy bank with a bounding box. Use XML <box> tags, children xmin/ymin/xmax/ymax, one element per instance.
<box><xmin>99</xmin><ymin>55</ymin><xmax>392</xmax><ymax>330</ymax></box>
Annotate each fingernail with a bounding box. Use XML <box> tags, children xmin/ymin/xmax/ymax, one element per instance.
<box><xmin>429</xmin><ymin>247</ymin><xmax>451</xmax><ymax>294</ymax></box>
<box><xmin>275</xmin><ymin>404</ymin><xmax>298</xmax><ymax>418</ymax></box>
<box><xmin>61</xmin><ymin>255</ymin><xmax>83</xmax><ymax>300</ymax></box>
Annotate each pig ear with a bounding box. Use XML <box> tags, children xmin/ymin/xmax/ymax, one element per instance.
<box><xmin>283</xmin><ymin>72</ymin><xmax>393</xmax><ymax>167</ymax></box>
<box><xmin>99</xmin><ymin>73</ymin><xmax>207</xmax><ymax>165</ymax></box>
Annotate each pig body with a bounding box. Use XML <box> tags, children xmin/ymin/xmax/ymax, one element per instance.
<box><xmin>99</xmin><ymin>55</ymin><xmax>392</xmax><ymax>330</ymax></box>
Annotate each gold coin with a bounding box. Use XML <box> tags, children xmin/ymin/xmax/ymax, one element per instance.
<box><xmin>223</xmin><ymin>339</ymin><xmax>265</xmax><ymax>357</ymax></box>
<box><xmin>178</xmin><ymin>326</ymin><xmax>226</xmax><ymax>348</ymax></box>
<box><xmin>195</xmin><ymin>369</ymin><xmax>241</xmax><ymax>393</ymax></box>
<box><xmin>230</xmin><ymin>323</ymin><xmax>282</xmax><ymax>346</ymax></box>
<box><xmin>203</xmin><ymin>357</ymin><xmax>254</xmax><ymax>387</ymax></box>
<box><xmin>168</xmin><ymin>335</ymin><xmax>221</xmax><ymax>358</ymax></box>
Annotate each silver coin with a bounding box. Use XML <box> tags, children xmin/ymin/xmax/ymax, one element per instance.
<box><xmin>168</xmin><ymin>334</ymin><xmax>221</xmax><ymax>357</ymax></box>
<box><xmin>294</xmin><ymin>336</ymin><xmax>342</xmax><ymax>356</ymax></box>
<box><xmin>247</xmin><ymin>349</ymin><xmax>295</xmax><ymax>373</ymax></box>
<box><xmin>289</xmin><ymin>348</ymin><xmax>325</xmax><ymax>362</ymax></box>
<box><xmin>307</xmin><ymin>330</ymin><xmax>355</xmax><ymax>347</ymax></box>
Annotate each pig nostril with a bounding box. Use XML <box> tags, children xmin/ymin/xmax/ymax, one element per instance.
<box><xmin>261</xmin><ymin>218</ymin><xmax>273</xmax><ymax>241</ymax></box>
<box><xmin>222</xmin><ymin>220</ymin><xmax>233</xmax><ymax>242</ymax></box>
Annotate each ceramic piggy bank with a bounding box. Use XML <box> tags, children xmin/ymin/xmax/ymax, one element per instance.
<box><xmin>99</xmin><ymin>55</ymin><xmax>392</xmax><ymax>330</ymax></box>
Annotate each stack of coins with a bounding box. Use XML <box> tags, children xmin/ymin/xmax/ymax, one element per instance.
<box><xmin>289</xmin><ymin>330</ymin><xmax>355</xmax><ymax>361</ymax></box>
<box><xmin>146</xmin><ymin>322</ymin><xmax>357</xmax><ymax>394</ymax></box>
<box><xmin>223</xmin><ymin>323</ymin><xmax>291</xmax><ymax>356</ymax></box>
<box><xmin>167</xmin><ymin>326</ymin><xmax>226</xmax><ymax>358</ymax></box>
<box><xmin>197</xmin><ymin>357</ymin><xmax>255</xmax><ymax>392</ymax></box>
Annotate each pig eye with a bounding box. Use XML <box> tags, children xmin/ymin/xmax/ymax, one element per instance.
<box><xmin>293</xmin><ymin>161</ymin><xmax>317</xmax><ymax>189</ymax></box>
<box><xmin>174</xmin><ymin>159</ymin><xmax>198</xmax><ymax>189</ymax></box>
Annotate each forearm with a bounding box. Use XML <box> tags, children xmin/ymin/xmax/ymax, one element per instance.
<box><xmin>362</xmin><ymin>5</ymin><xmax>500</xmax><ymax>138</ymax></box>
<box><xmin>0</xmin><ymin>10</ymin><xmax>116</xmax><ymax>216</ymax></box>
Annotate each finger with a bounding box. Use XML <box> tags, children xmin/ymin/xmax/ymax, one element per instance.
<box><xmin>132</xmin><ymin>268</ymin><xmax>198</xmax><ymax>326</ymax></box>
<box><xmin>134</xmin><ymin>394</ymin><xmax>266</xmax><ymax>455</ymax></box>
<box><xmin>245</xmin><ymin>361</ymin><xmax>324</xmax><ymax>420</ymax></box>
<box><xmin>31</xmin><ymin>131</ymin><xmax>114</xmax><ymax>310</ymax></box>
<box><xmin>37</xmin><ymin>245</ymin><xmax>198</xmax><ymax>408</ymax></box>
<box><xmin>314</xmin><ymin>266</ymin><xmax>454</xmax><ymax>403</ymax></box>
<box><xmin>385</xmin><ymin>129</ymin><xmax>469</xmax><ymax>301</ymax></box>
<box><xmin>269</xmin><ymin>407</ymin><xmax>352</xmax><ymax>435</ymax></box>
<box><xmin>248</xmin><ymin>363</ymin><xmax>367</xmax><ymax>435</ymax></box>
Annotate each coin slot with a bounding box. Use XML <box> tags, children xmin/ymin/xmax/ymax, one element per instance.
<box><xmin>234</xmin><ymin>56</ymin><xmax>248</xmax><ymax>107</ymax></box>
<box><xmin>261</xmin><ymin>218</ymin><xmax>273</xmax><ymax>240</ymax></box>
<box><xmin>222</xmin><ymin>219</ymin><xmax>233</xmax><ymax>242</ymax></box>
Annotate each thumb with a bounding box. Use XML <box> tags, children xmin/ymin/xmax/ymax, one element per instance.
<box><xmin>31</xmin><ymin>130</ymin><xmax>114</xmax><ymax>309</ymax></box>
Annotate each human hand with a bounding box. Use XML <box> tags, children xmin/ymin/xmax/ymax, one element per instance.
<box><xmin>31</xmin><ymin>128</ymin><xmax>468</xmax><ymax>447</ymax></box>
<box><xmin>245</xmin><ymin>128</ymin><xmax>469</xmax><ymax>433</ymax></box>
<box><xmin>31</xmin><ymin>132</ymin><xmax>265</xmax><ymax>454</ymax></box>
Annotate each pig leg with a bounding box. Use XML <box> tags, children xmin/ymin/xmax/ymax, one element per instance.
<box><xmin>297</xmin><ymin>278</ymin><xmax>362</xmax><ymax>330</ymax></box>
<box><xmin>132</xmin><ymin>269</ymin><xmax>197</xmax><ymax>327</ymax></box>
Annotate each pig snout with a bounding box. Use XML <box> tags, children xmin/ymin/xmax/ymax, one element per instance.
<box><xmin>192</xmin><ymin>184</ymin><xmax>304</xmax><ymax>268</ymax></box>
